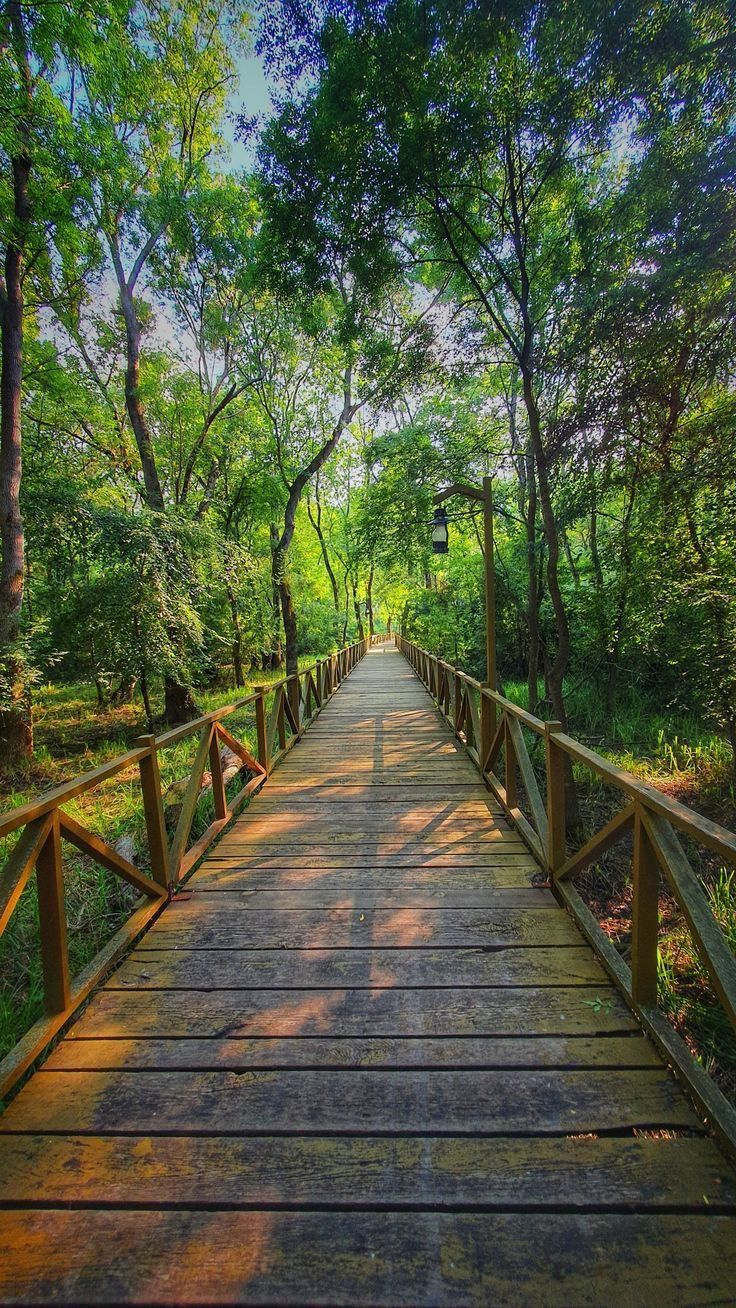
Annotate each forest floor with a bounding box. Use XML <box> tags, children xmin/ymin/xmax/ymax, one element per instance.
<box><xmin>1</xmin><ymin>673</ymin><xmax>735</xmax><ymax>1107</ymax></box>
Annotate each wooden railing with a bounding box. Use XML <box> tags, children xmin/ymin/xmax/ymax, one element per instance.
<box><xmin>396</xmin><ymin>634</ymin><xmax>736</xmax><ymax>1155</ymax></box>
<box><xmin>0</xmin><ymin>638</ymin><xmax>369</xmax><ymax>1097</ymax></box>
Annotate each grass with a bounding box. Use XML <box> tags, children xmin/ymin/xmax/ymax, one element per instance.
<box><xmin>0</xmin><ymin>662</ymin><xmax>318</xmax><ymax>1066</ymax></box>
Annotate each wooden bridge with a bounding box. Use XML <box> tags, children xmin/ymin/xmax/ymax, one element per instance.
<box><xmin>1</xmin><ymin>638</ymin><xmax>736</xmax><ymax>1303</ymax></box>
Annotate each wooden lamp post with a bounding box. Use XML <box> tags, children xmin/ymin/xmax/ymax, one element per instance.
<box><xmin>432</xmin><ymin>476</ymin><xmax>497</xmax><ymax>694</ymax></box>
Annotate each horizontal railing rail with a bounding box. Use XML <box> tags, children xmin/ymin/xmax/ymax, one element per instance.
<box><xmin>0</xmin><ymin>637</ymin><xmax>369</xmax><ymax>1098</ymax></box>
<box><xmin>396</xmin><ymin>634</ymin><xmax>736</xmax><ymax>1157</ymax></box>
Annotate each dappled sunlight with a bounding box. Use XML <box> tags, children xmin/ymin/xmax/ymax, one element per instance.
<box><xmin>234</xmin><ymin>990</ymin><xmax>345</xmax><ymax>1036</ymax></box>
<box><xmin>371</xmin><ymin>908</ymin><xmax>435</xmax><ymax>946</ymax></box>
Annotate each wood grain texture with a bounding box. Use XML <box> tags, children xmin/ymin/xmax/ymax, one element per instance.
<box><xmin>109</xmin><ymin>945</ymin><xmax>605</xmax><ymax>989</ymax></box>
<box><xmin>0</xmin><ymin>1068</ymin><xmax>700</xmax><ymax>1134</ymax></box>
<box><xmin>65</xmin><ymin>985</ymin><xmax>639</xmax><ymax>1038</ymax></box>
<box><xmin>2</xmin><ymin>1135</ymin><xmax>732</xmax><ymax>1208</ymax></box>
<box><xmin>43</xmin><ymin>1034</ymin><xmax>662</xmax><ymax>1071</ymax></box>
<box><xmin>2</xmin><ymin>1211</ymin><xmax>736</xmax><ymax>1306</ymax></box>
<box><xmin>2</xmin><ymin>641</ymin><xmax>734</xmax><ymax>1305</ymax></box>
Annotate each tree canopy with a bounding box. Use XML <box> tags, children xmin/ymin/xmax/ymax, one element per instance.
<box><xmin>0</xmin><ymin>0</ymin><xmax>734</xmax><ymax>776</ymax></box>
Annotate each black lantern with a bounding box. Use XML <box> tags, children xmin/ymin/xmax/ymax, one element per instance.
<box><xmin>431</xmin><ymin>505</ymin><xmax>449</xmax><ymax>554</ymax></box>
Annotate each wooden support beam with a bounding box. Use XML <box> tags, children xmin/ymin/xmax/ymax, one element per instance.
<box><xmin>35</xmin><ymin>813</ymin><xmax>71</xmax><ymax>1016</ymax></box>
<box><xmin>631</xmin><ymin>807</ymin><xmax>659</xmax><ymax>1007</ymax></box>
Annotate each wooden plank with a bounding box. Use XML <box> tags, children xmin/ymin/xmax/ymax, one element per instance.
<box><xmin>2</xmin><ymin>1134</ymin><xmax>730</xmax><ymax>1209</ymax></box>
<box><xmin>642</xmin><ymin>809</ymin><xmax>736</xmax><ymax>1034</ymax></box>
<box><xmin>215</xmin><ymin>721</ymin><xmax>265</xmax><ymax>775</ymax></box>
<box><xmin>142</xmin><ymin>905</ymin><xmax>584</xmax><ymax>950</ymax></box>
<box><xmin>65</xmin><ymin>985</ymin><xmax>638</xmax><ymax>1038</ymax></box>
<box><xmin>632</xmin><ymin>808</ymin><xmax>659</xmax><ymax>1007</ymax></box>
<box><xmin>2</xmin><ymin>1210</ymin><xmax>735</xmax><ymax>1306</ymax></box>
<box><xmin>167</xmin><ymin>724</ymin><xmax>214</xmax><ymax>883</ymax></box>
<box><xmin>505</xmin><ymin>713</ymin><xmax>549</xmax><ymax>848</ymax></box>
<box><xmin>0</xmin><ymin>813</ymin><xmax>52</xmax><ymax>934</ymax></box>
<box><xmin>256</xmin><ymin>784</ymin><xmax>484</xmax><ymax>801</ymax></box>
<box><xmin>58</xmin><ymin>812</ymin><xmax>164</xmax><ymax>901</ymax></box>
<box><xmin>150</xmin><ymin>888</ymin><xmax>559</xmax><ymax>910</ymax></box>
<box><xmin>109</xmin><ymin>945</ymin><xmax>605</xmax><ymax>990</ymax></box>
<box><xmin>556</xmin><ymin>803</ymin><xmax>635</xmax><ymax>881</ymax></box>
<box><xmin>217</xmin><ymin>828</ymin><xmax>517</xmax><ymax>846</ymax></box>
<box><xmin>36</xmin><ymin>813</ymin><xmax>71</xmax><ymax>1016</ymax></box>
<box><xmin>210</xmin><ymin>842</ymin><xmax>528</xmax><ymax>863</ymax></box>
<box><xmin>44</xmin><ymin>1033</ymin><xmax>663</xmax><ymax>1072</ymax></box>
<box><xmin>195</xmin><ymin>864</ymin><xmax>540</xmax><ymax>890</ymax></box>
<box><xmin>0</xmin><ymin>1068</ymin><xmax>699</xmax><ymax>1135</ymax></box>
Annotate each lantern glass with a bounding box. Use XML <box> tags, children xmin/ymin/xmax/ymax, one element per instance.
<box><xmin>431</xmin><ymin>507</ymin><xmax>449</xmax><ymax>554</ymax></box>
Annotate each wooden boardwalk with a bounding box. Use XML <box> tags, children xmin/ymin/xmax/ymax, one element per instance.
<box><xmin>1</xmin><ymin>642</ymin><xmax>735</xmax><ymax>1303</ymax></box>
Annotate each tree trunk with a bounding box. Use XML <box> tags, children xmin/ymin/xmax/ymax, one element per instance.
<box><xmin>164</xmin><ymin>677</ymin><xmax>199</xmax><ymax>724</ymax></box>
<box><xmin>307</xmin><ymin>495</ymin><xmax>340</xmax><ymax>610</ymax></box>
<box><xmin>225</xmin><ymin>577</ymin><xmax>245</xmax><ymax>688</ymax></box>
<box><xmin>279</xmin><ymin>577</ymin><xmax>299</xmax><ymax>679</ymax></box>
<box><xmin>520</xmin><ymin>365</ymin><xmax>579</xmax><ymax>828</ymax></box>
<box><xmin>139</xmin><ymin>667</ymin><xmax>154</xmax><ymax>734</ymax></box>
<box><xmin>115</xmin><ymin>280</ymin><xmax>165</xmax><ymax>511</ymax></box>
<box><xmin>0</xmin><ymin>6</ymin><xmax>33</xmax><ymax>763</ymax></box>
<box><xmin>366</xmin><ymin>566</ymin><xmax>374</xmax><ymax>637</ymax></box>
<box><xmin>111</xmin><ymin>674</ymin><xmax>137</xmax><ymax>704</ymax></box>
<box><xmin>523</xmin><ymin>450</ymin><xmax>540</xmax><ymax>714</ymax></box>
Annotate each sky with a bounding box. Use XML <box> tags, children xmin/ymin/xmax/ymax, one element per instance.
<box><xmin>223</xmin><ymin>52</ymin><xmax>277</xmax><ymax>172</ymax></box>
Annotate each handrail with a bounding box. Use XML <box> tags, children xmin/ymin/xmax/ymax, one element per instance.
<box><xmin>395</xmin><ymin>634</ymin><xmax>736</xmax><ymax>1157</ymax></box>
<box><xmin>0</xmin><ymin>637</ymin><xmax>370</xmax><ymax>1098</ymax></box>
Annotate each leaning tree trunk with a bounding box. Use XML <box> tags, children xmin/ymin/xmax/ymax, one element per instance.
<box><xmin>520</xmin><ymin>365</ymin><xmax>579</xmax><ymax>828</ymax></box>
<box><xmin>0</xmin><ymin>10</ymin><xmax>33</xmax><ymax>764</ymax></box>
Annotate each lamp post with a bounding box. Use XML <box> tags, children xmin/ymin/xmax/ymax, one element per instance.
<box><xmin>432</xmin><ymin>476</ymin><xmax>496</xmax><ymax>694</ymax></box>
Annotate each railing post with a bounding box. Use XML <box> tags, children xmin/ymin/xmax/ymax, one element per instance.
<box><xmin>545</xmin><ymin>721</ymin><xmax>566</xmax><ymax>878</ymax></box>
<box><xmin>137</xmin><ymin>735</ymin><xmax>169</xmax><ymax>891</ymax></box>
<box><xmin>453</xmin><ymin>668</ymin><xmax>462</xmax><ymax>734</ymax></box>
<box><xmin>209</xmin><ymin>725</ymin><xmax>228</xmax><ymax>821</ymax></box>
<box><xmin>632</xmin><ymin>805</ymin><xmax>659</xmax><ymax>1006</ymax></box>
<box><xmin>480</xmin><ymin>684</ymin><xmax>497</xmax><ymax>773</ymax></box>
<box><xmin>504</xmin><ymin>714</ymin><xmax>518</xmax><ymax>808</ymax></box>
<box><xmin>36</xmin><ymin>812</ymin><xmax>71</xmax><ymax>1016</ymax></box>
<box><xmin>288</xmin><ymin>675</ymin><xmax>301</xmax><ymax>736</ymax></box>
<box><xmin>254</xmin><ymin>685</ymin><xmax>269</xmax><ymax>774</ymax></box>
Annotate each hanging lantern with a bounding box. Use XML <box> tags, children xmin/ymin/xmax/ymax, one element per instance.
<box><xmin>431</xmin><ymin>505</ymin><xmax>449</xmax><ymax>554</ymax></box>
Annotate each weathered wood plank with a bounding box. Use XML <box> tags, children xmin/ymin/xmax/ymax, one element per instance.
<box><xmin>109</xmin><ymin>945</ymin><xmax>604</xmax><ymax>989</ymax></box>
<box><xmin>152</xmin><ymin>888</ymin><xmax>559</xmax><ymax>910</ymax></box>
<box><xmin>44</xmin><ymin>1034</ymin><xmax>662</xmax><ymax>1071</ymax></box>
<box><xmin>143</xmin><ymin>905</ymin><xmax>579</xmax><ymax>949</ymax></box>
<box><xmin>65</xmin><ymin>985</ymin><xmax>637</xmax><ymax>1038</ymax></box>
<box><xmin>0</xmin><ymin>1068</ymin><xmax>699</xmax><ymax>1135</ymax></box>
<box><xmin>195</xmin><ymin>864</ymin><xmax>540</xmax><ymax>890</ymax></box>
<box><xmin>2</xmin><ymin>1135</ymin><xmax>731</xmax><ymax>1209</ymax></box>
<box><xmin>2</xmin><ymin>1210</ymin><xmax>736</xmax><ymax>1306</ymax></box>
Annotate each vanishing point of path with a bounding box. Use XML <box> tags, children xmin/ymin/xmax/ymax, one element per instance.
<box><xmin>1</xmin><ymin>643</ymin><xmax>735</xmax><ymax>1303</ymax></box>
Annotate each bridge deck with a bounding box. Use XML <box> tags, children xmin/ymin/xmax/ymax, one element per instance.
<box><xmin>1</xmin><ymin>643</ymin><xmax>735</xmax><ymax>1303</ymax></box>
